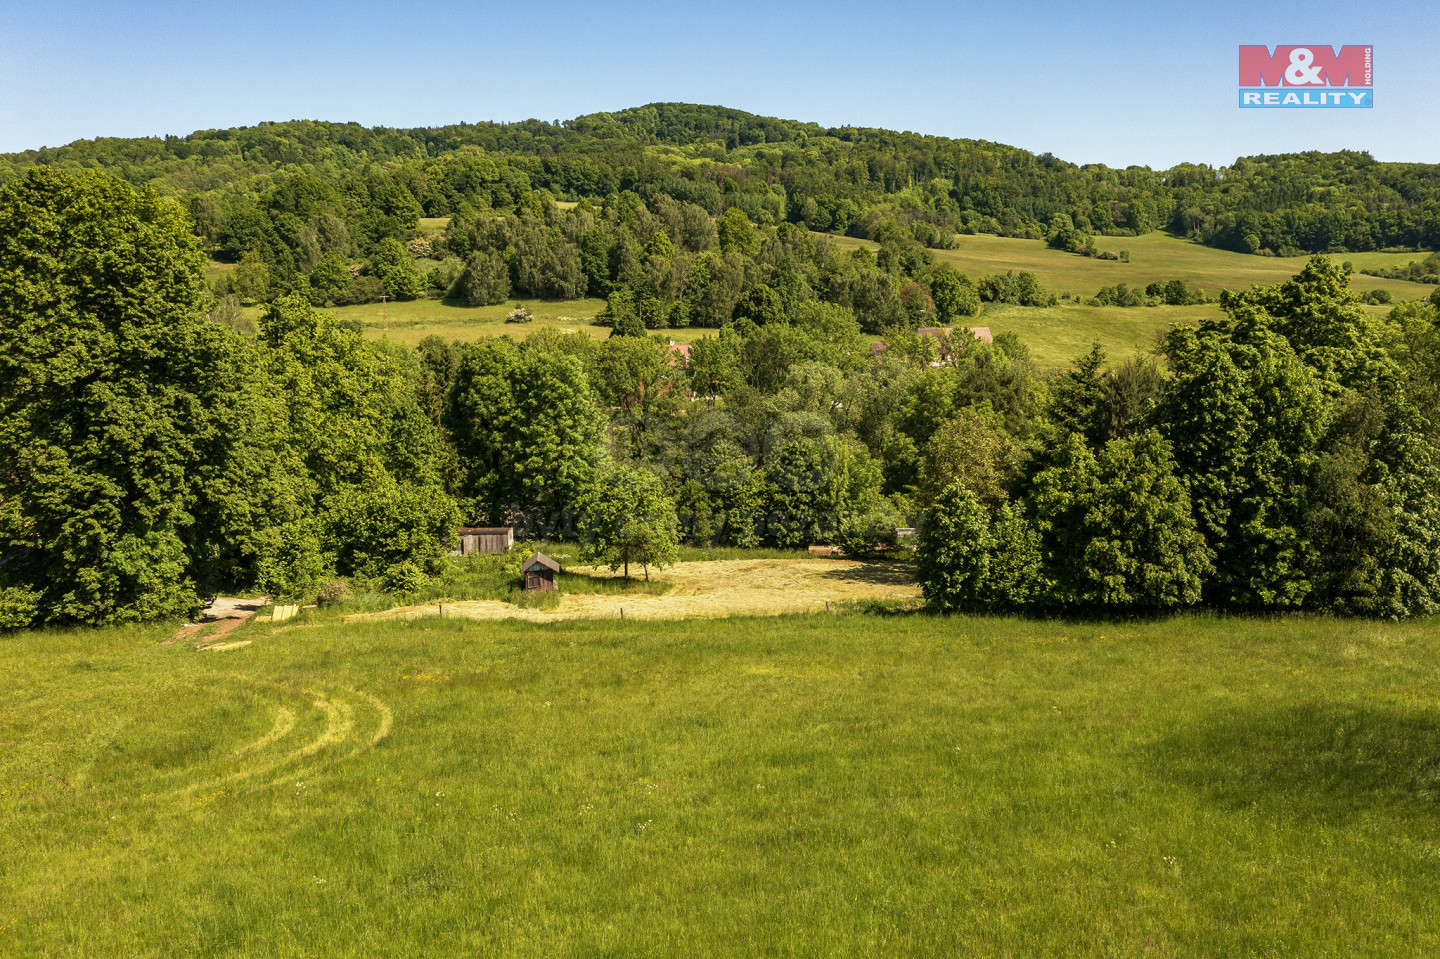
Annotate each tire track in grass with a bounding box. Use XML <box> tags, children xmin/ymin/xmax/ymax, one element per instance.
<box><xmin>166</xmin><ymin>681</ymin><xmax>392</xmax><ymax>799</ymax></box>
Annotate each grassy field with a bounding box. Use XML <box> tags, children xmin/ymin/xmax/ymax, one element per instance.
<box><xmin>330</xmin><ymin>297</ymin><xmax>613</xmax><ymax>349</ymax></box>
<box><xmin>4</xmin><ymin>609</ymin><xmax>1440</xmax><ymax>956</ymax></box>
<box><xmin>835</xmin><ymin>231</ymin><xmax>1438</xmax><ymax>302</ymax></box>
<box><xmin>829</xmin><ymin>232</ymin><xmax>1435</xmax><ymax>366</ymax></box>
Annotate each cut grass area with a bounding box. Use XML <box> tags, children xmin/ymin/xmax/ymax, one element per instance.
<box><xmin>4</xmin><ymin>613</ymin><xmax>1439</xmax><ymax>955</ymax></box>
<box><xmin>360</xmin><ymin>557</ymin><xmax>920</xmax><ymax>624</ymax></box>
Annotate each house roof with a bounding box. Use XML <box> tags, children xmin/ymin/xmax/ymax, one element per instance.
<box><xmin>917</xmin><ymin>326</ymin><xmax>994</xmax><ymax>344</ymax></box>
<box><xmin>458</xmin><ymin>527</ymin><xmax>512</xmax><ymax>535</ymax></box>
<box><xmin>523</xmin><ymin>552</ymin><xmax>560</xmax><ymax>573</ymax></box>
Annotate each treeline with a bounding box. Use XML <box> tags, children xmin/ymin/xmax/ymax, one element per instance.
<box><xmin>4</xmin><ymin>169</ymin><xmax>1440</xmax><ymax>630</ymax></box>
<box><xmin>919</xmin><ymin>264</ymin><xmax>1440</xmax><ymax>619</ymax></box>
<box><xmin>2</xmin><ymin>104</ymin><xmax>1435</xmax><ymax>276</ymax></box>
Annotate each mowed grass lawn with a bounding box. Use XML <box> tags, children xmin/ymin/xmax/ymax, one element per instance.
<box><xmin>4</xmin><ymin>612</ymin><xmax>1440</xmax><ymax>956</ymax></box>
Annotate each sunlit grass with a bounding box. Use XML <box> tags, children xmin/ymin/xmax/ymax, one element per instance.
<box><xmin>4</xmin><ymin>612</ymin><xmax>1439</xmax><ymax>955</ymax></box>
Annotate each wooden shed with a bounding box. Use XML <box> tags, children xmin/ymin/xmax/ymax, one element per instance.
<box><xmin>522</xmin><ymin>552</ymin><xmax>560</xmax><ymax>591</ymax></box>
<box><xmin>453</xmin><ymin>527</ymin><xmax>514</xmax><ymax>557</ymax></box>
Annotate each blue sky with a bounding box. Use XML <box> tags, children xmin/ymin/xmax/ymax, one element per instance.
<box><xmin>1</xmin><ymin>0</ymin><xmax>1433</xmax><ymax>168</ymax></box>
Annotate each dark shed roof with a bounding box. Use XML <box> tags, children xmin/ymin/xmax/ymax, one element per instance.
<box><xmin>523</xmin><ymin>552</ymin><xmax>560</xmax><ymax>573</ymax></box>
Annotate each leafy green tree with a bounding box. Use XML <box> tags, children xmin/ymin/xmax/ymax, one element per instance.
<box><xmin>927</xmin><ymin>269</ymin><xmax>981</xmax><ymax>321</ymax></box>
<box><xmin>307</xmin><ymin>252</ymin><xmax>351</xmax><ymax>305</ymax></box>
<box><xmin>611</xmin><ymin>310</ymin><xmax>647</xmax><ymax>338</ymax></box>
<box><xmin>1159</xmin><ymin>320</ymin><xmax>1327</xmax><ymax>609</ymax></box>
<box><xmin>1028</xmin><ymin>431</ymin><xmax>1212</xmax><ymax>612</ymax></box>
<box><xmin>232</xmin><ymin>250</ymin><xmax>271</xmax><ymax>303</ymax></box>
<box><xmin>369</xmin><ymin>237</ymin><xmax>425</xmax><ymax>299</ymax></box>
<box><xmin>0</xmin><ymin>169</ymin><xmax>246</xmax><ymax>624</ymax></box>
<box><xmin>578</xmin><ymin>464</ymin><xmax>680</xmax><ymax>579</ymax></box>
<box><xmin>256</xmin><ymin>295</ymin><xmax>458</xmax><ymax>590</ymax></box>
<box><xmin>446</xmin><ymin>340</ymin><xmax>607</xmax><ymax>534</ymax></box>
<box><xmin>918</xmin><ymin>407</ymin><xmax>1018</xmax><ymax>509</ymax></box>
<box><xmin>837</xmin><ymin>496</ymin><xmax>907</xmax><ymax>556</ymax></box>
<box><xmin>588</xmin><ymin>336</ymin><xmax>687</xmax><ymax>460</ymax></box>
<box><xmin>717</xmin><ymin>207</ymin><xmax>759</xmax><ymax>256</ymax></box>
<box><xmin>764</xmin><ymin>435</ymin><xmax>881</xmax><ymax>547</ymax></box>
<box><xmin>917</xmin><ymin>483</ymin><xmax>994</xmax><ymax>612</ymax></box>
<box><xmin>456</xmin><ymin>249</ymin><xmax>510</xmax><ymax>305</ymax></box>
<box><xmin>732</xmin><ymin>284</ymin><xmax>785</xmax><ymax>325</ymax></box>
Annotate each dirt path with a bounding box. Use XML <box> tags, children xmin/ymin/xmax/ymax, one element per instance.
<box><xmin>167</xmin><ymin>596</ymin><xmax>269</xmax><ymax>647</ymax></box>
<box><xmin>348</xmin><ymin>559</ymin><xmax>918</xmax><ymax>625</ymax></box>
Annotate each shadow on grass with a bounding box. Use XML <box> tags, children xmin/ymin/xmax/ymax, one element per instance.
<box><xmin>817</xmin><ymin>560</ymin><xmax>917</xmax><ymax>588</ymax></box>
<box><xmin>1151</xmin><ymin>701</ymin><xmax>1440</xmax><ymax>819</ymax></box>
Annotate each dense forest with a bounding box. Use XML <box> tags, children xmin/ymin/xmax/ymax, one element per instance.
<box><xmin>0</xmin><ymin>106</ymin><xmax>1436</xmax><ymax>318</ymax></box>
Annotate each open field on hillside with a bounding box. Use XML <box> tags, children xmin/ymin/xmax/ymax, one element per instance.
<box><xmin>829</xmin><ymin>232</ymin><xmax>1434</xmax><ymax>366</ymax></box>
<box><xmin>354</xmin><ymin>558</ymin><xmax>919</xmax><ymax>624</ymax></box>
<box><xmin>835</xmin><ymin>231</ymin><xmax>1438</xmax><ymax>301</ymax></box>
<box><xmin>330</xmin><ymin>297</ymin><xmax>613</xmax><ymax>348</ymax></box>
<box><xmin>4</xmin><ymin>611</ymin><xmax>1440</xmax><ymax>956</ymax></box>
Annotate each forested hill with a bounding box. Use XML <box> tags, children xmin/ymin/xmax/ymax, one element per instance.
<box><xmin>2</xmin><ymin>102</ymin><xmax>1436</xmax><ymax>256</ymax></box>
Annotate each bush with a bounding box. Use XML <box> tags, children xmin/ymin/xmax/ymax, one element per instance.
<box><xmin>506</xmin><ymin>306</ymin><xmax>534</xmax><ymax>324</ymax></box>
<box><xmin>0</xmin><ymin>586</ymin><xmax>40</xmax><ymax>632</ymax></box>
<box><xmin>380</xmin><ymin>561</ymin><xmax>428</xmax><ymax>595</ymax></box>
<box><xmin>916</xmin><ymin>483</ymin><xmax>993</xmax><ymax>612</ymax></box>
<box><xmin>837</xmin><ymin>498</ymin><xmax>907</xmax><ymax>556</ymax></box>
<box><xmin>315</xmin><ymin>579</ymin><xmax>355</xmax><ymax>607</ymax></box>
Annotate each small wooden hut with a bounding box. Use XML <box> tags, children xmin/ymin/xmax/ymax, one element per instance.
<box><xmin>522</xmin><ymin>552</ymin><xmax>560</xmax><ymax>591</ymax></box>
<box><xmin>453</xmin><ymin>527</ymin><xmax>514</xmax><ymax>557</ymax></box>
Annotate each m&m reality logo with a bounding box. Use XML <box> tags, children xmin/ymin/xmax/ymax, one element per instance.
<box><xmin>1238</xmin><ymin>45</ymin><xmax>1373</xmax><ymax>108</ymax></box>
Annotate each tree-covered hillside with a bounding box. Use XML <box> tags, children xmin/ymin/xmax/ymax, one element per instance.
<box><xmin>1</xmin><ymin>103</ymin><xmax>1435</xmax><ymax>266</ymax></box>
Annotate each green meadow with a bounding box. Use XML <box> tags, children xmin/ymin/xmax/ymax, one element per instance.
<box><xmin>4</xmin><ymin>611</ymin><xmax>1440</xmax><ymax>956</ymax></box>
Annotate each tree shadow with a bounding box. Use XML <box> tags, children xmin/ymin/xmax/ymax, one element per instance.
<box><xmin>1148</xmin><ymin>701</ymin><xmax>1440</xmax><ymax>821</ymax></box>
<box><xmin>818</xmin><ymin>560</ymin><xmax>917</xmax><ymax>588</ymax></box>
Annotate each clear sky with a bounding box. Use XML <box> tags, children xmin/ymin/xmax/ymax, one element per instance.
<box><xmin>1</xmin><ymin>0</ymin><xmax>1433</xmax><ymax>169</ymax></box>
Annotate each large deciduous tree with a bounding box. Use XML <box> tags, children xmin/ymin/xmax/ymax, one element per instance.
<box><xmin>446</xmin><ymin>340</ymin><xmax>607</xmax><ymax>535</ymax></box>
<box><xmin>0</xmin><ymin>170</ymin><xmax>244</xmax><ymax>624</ymax></box>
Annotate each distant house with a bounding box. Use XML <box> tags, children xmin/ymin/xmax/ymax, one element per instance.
<box><xmin>453</xmin><ymin>527</ymin><xmax>514</xmax><ymax>557</ymax></box>
<box><xmin>522</xmin><ymin>552</ymin><xmax>560</xmax><ymax>591</ymax></box>
<box><xmin>667</xmin><ymin>340</ymin><xmax>693</xmax><ymax>366</ymax></box>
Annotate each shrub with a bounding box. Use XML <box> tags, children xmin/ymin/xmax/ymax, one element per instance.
<box><xmin>505</xmin><ymin>306</ymin><xmax>534</xmax><ymax>324</ymax></box>
<box><xmin>315</xmin><ymin>579</ymin><xmax>355</xmax><ymax>607</ymax></box>
<box><xmin>380</xmin><ymin>561</ymin><xmax>428</xmax><ymax>594</ymax></box>
<box><xmin>0</xmin><ymin>586</ymin><xmax>41</xmax><ymax>632</ymax></box>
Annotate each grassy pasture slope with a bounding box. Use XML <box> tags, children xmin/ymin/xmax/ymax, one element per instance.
<box><xmin>832</xmin><ymin>232</ymin><xmax>1435</xmax><ymax>366</ymax></box>
<box><xmin>837</xmin><ymin>231</ymin><xmax>1438</xmax><ymax>301</ymax></box>
<box><xmin>4</xmin><ymin>613</ymin><xmax>1440</xmax><ymax>956</ymax></box>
